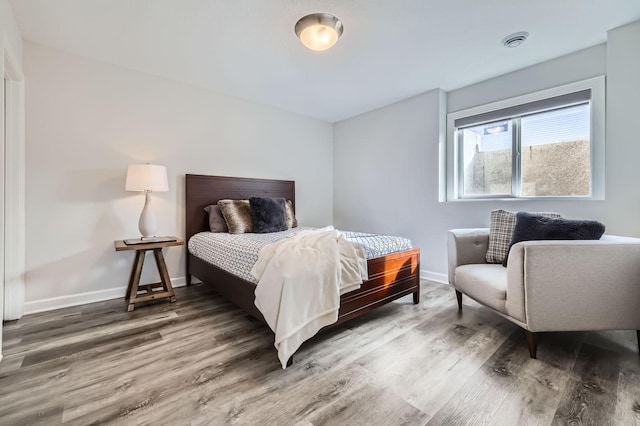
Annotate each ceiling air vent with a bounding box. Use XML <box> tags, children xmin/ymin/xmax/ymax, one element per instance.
<box><xmin>502</xmin><ymin>32</ymin><xmax>529</xmax><ymax>48</ymax></box>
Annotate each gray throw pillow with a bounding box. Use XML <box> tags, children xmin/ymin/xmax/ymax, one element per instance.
<box><xmin>250</xmin><ymin>197</ymin><xmax>287</xmax><ymax>233</ymax></box>
<box><xmin>203</xmin><ymin>204</ymin><xmax>229</xmax><ymax>233</ymax></box>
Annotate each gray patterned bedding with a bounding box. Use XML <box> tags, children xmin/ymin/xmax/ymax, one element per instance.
<box><xmin>187</xmin><ymin>227</ymin><xmax>413</xmax><ymax>283</ymax></box>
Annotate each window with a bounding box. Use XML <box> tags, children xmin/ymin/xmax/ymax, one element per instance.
<box><xmin>445</xmin><ymin>76</ymin><xmax>605</xmax><ymax>200</ymax></box>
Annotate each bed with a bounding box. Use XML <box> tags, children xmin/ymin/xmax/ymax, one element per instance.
<box><xmin>185</xmin><ymin>174</ymin><xmax>421</xmax><ymax>349</ymax></box>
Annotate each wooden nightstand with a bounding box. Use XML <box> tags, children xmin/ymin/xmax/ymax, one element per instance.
<box><xmin>114</xmin><ymin>238</ymin><xmax>185</xmax><ymax>311</ymax></box>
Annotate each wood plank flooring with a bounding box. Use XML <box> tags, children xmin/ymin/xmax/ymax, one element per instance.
<box><xmin>0</xmin><ymin>280</ymin><xmax>639</xmax><ymax>425</ymax></box>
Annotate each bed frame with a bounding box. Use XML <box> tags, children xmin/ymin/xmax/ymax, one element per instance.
<box><xmin>185</xmin><ymin>174</ymin><xmax>420</xmax><ymax>331</ymax></box>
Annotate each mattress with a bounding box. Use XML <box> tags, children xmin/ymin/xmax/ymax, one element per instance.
<box><xmin>188</xmin><ymin>227</ymin><xmax>413</xmax><ymax>283</ymax></box>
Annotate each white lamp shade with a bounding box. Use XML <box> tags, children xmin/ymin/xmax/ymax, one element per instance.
<box><xmin>125</xmin><ymin>164</ymin><xmax>169</xmax><ymax>192</ymax></box>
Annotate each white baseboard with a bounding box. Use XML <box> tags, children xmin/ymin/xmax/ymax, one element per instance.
<box><xmin>23</xmin><ymin>277</ymin><xmax>190</xmax><ymax>315</ymax></box>
<box><xmin>420</xmin><ymin>269</ymin><xmax>448</xmax><ymax>284</ymax></box>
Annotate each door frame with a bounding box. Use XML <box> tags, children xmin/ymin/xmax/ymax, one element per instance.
<box><xmin>3</xmin><ymin>45</ymin><xmax>26</xmax><ymax>323</ymax></box>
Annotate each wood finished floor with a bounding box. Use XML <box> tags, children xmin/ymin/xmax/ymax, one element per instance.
<box><xmin>1</xmin><ymin>280</ymin><xmax>639</xmax><ymax>425</ymax></box>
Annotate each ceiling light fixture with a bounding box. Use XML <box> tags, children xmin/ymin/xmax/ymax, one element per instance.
<box><xmin>295</xmin><ymin>13</ymin><xmax>343</xmax><ymax>51</ymax></box>
<box><xmin>484</xmin><ymin>123</ymin><xmax>508</xmax><ymax>135</ymax></box>
<box><xmin>502</xmin><ymin>31</ymin><xmax>529</xmax><ymax>48</ymax></box>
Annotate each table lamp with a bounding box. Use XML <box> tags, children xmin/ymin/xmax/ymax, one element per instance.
<box><xmin>125</xmin><ymin>164</ymin><xmax>169</xmax><ymax>239</ymax></box>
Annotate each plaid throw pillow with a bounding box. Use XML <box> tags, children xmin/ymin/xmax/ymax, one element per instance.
<box><xmin>485</xmin><ymin>209</ymin><xmax>561</xmax><ymax>263</ymax></box>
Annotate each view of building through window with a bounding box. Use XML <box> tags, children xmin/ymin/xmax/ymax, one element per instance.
<box><xmin>459</xmin><ymin>103</ymin><xmax>590</xmax><ymax>197</ymax></box>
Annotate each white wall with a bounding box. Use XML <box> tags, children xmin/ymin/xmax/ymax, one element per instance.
<box><xmin>24</xmin><ymin>43</ymin><xmax>333</xmax><ymax>312</ymax></box>
<box><xmin>20</xmin><ymin>19</ymin><xmax>640</xmax><ymax>311</ymax></box>
<box><xmin>605</xmin><ymin>21</ymin><xmax>640</xmax><ymax>237</ymax></box>
<box><xmin>447</xmin><ymin>44</ymin><xmax>606</xmax><ymax>112</ymax></box>
<box><xmin>1</xmin><ymin>0</ymin><xmax>22</xmax><ymax>65</ymax></box>
<box><xmin>334</xmin><ymin>21</ymin><xmax>640</xmax><ymax>280</ymax></box>
<box><xmin>1</xmin><ymin>0</ymin><xmax>24</xmax><ymax>358</ymax></box>
<box><xmin>333</xmin><ymin>89</ymin><xmax>447</xmax><ymax>282</ymax></box>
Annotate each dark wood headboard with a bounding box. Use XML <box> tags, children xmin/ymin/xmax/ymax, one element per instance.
<box><xmin>185</xmin><ymin>174</ymin><xmax>295</xmax><ymax>242</ymax></box>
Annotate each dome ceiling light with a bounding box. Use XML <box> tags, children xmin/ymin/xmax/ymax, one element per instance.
<box><xmin>295</xmin><ymin>13</ymin><xmax>343</xmax><ymax>51</ymax></box>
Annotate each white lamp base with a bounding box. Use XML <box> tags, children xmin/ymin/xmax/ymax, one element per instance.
<box><xmin>138</xmin><ymin>191</ymin><xmax>158</xmax><ymax>238</ymax></box>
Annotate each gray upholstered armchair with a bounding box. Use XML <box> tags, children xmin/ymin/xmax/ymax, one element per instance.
<box><xmin>448</xmin><ymin>228</ymin><xmax>640</xmax><ymax>358</ymax></box>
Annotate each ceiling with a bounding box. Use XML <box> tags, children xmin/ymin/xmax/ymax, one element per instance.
<box><xmin>9</xmin><ymin>0</ymin><xmax>640</xmax><ymax>122</ymax></box>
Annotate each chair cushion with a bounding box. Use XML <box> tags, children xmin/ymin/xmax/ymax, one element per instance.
<box><xmin>454</xmin><ymin>264</ymin><xmax>507</xmax><ymax>313</ymax></box>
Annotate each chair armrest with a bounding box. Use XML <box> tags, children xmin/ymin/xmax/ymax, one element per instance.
<box><xmin>509</xmin><ymin>239</ymin><xmax>640</xmax><ymax>331</ymax></box>
<box><xmin>447</xmin><ymin>228</ymin><xmax>489</xmax><ymax>284</ymax></box>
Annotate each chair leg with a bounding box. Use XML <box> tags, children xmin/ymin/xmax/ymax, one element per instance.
<box><xmin>526</xmin><ymin>331</ymin><xmax>538</xmax><ymax>359</ymax></box>
<box><xmin>455</xmin><ymin>290</ymin><xmax>463</xmax><ymax>310</ymax></box>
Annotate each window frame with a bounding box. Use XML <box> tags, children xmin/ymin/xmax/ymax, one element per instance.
<box><xmin>445</xmin><ymin>76</ymin><xmax>605</xmax><ymax>201</ymax></box>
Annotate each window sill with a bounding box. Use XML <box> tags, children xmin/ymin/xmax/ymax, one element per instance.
<box><xmin>445</xmin><ymin>195</ymin><xmax>603</xmax><ymax>202</ymax></box>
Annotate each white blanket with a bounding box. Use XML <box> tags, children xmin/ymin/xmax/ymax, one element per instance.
<box><xmin>251</xmin><ymin>227</ymin><xmax>368</xmax><ymax>369</ymax></box>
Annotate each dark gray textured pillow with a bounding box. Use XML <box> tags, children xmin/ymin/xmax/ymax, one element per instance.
<box><xmin>503</xmin><ymin>212</ymin><xmax>605</xmax><ymax>266</ymax></box>
<box><xmin>285</xmin><ymin>200</ymin><xmax>298</xmax><ymax>229</ymax></box>
<box><xmin>218</xmin><ymin>199</ymin><xmax>253</xmax><ymax>234</ymax></box>
<box><xmin>250</xmin><ymin>197</ymin><xmax>287</xmax><ymax>234</ymax></box>
<box><xmin>203</xmin><ymin>204</ymin><xmax>229</xmax><ymax>233</ymax></box>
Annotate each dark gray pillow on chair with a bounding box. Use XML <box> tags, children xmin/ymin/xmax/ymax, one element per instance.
<box><xmin>503</xmin><ymin>212</ymin><xmax>605</xmax><ymax>266</ymax></box>
<box><xmin>250</xmin><ymin>197</ymin><xmax>287</xmax><ymax>234</ymax></box>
